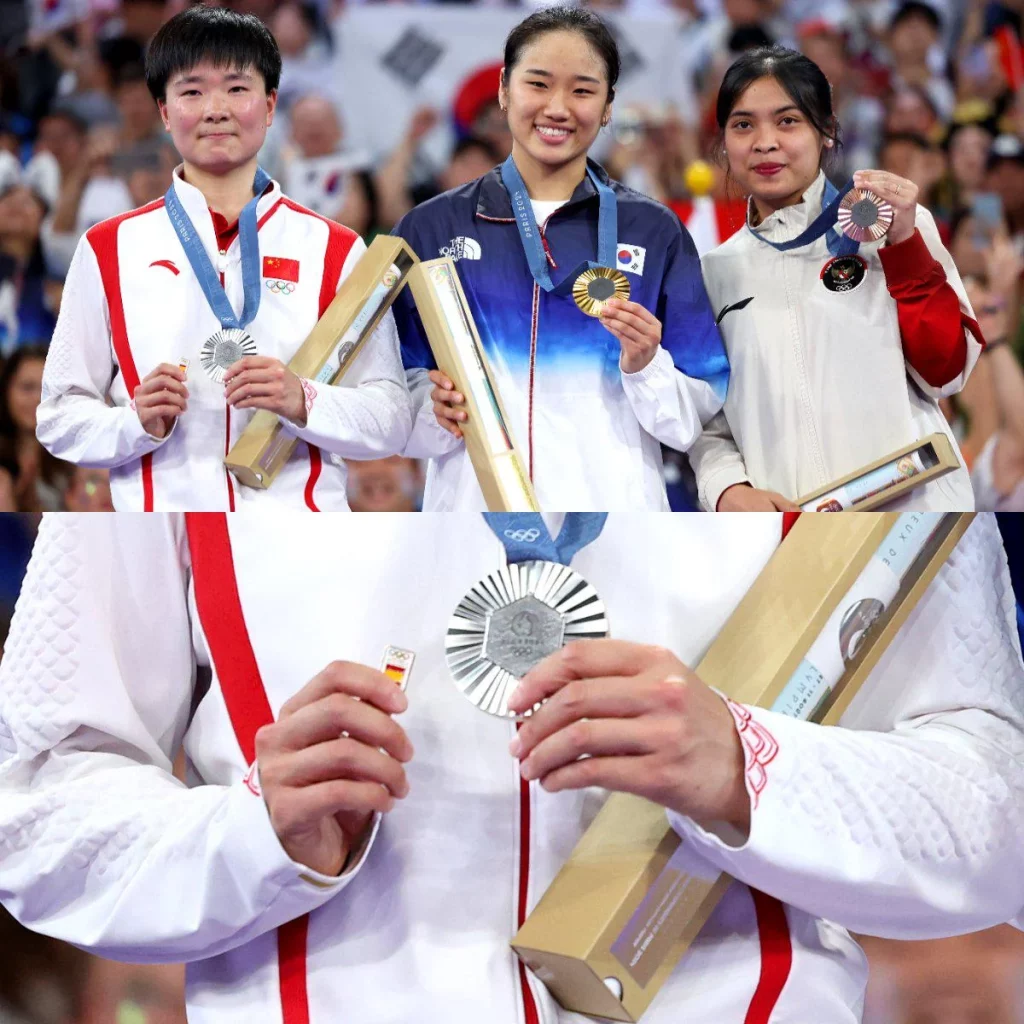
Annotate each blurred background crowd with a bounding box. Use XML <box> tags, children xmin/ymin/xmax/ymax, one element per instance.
<box><xmin>0</xmin><ymin>0</ymin><xmax>1021</xmax><ymax>512</ymax></box>
<box><xmin>0</xmin><ymin>0</ymin><xmax>1024</xmax><ymax>1017</ymax></box>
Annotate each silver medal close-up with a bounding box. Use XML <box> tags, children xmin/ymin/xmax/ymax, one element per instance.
<box><xmin>200</xmin><ymin>327</ymin><xmax>259</xmax><ymax>383</ymax></box>
<box><xmin>445</xmin><ymin>560</ymin><xmax>609</xmax><ymax>718</ymax></box>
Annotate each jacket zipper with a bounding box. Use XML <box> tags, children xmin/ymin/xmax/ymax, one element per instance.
<box><xmin>219</xmin><ymin>257</ymin><xmax>236</xmax><ymax>512</ymax></box>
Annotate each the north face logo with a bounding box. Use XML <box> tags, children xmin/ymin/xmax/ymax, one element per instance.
<box><xmin>440</xmin><ymin>237</ymin><xmax>482</xmax><ymax>262</ymax></box>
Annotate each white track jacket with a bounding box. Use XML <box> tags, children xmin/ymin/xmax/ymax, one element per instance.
<box><xmin>35</xmin><ymin>171</ymin><xmax>411</xmax><ymax>511</ymax></box>
<box><xmin>1</xmin><ymin>513</ymin><xmax>1022</xmax><ymax>1024</ymax></box>
<box><xmin>689</xmin><ymin>173</ymin><xmax>980</xmax><ymax>512</ymax></box>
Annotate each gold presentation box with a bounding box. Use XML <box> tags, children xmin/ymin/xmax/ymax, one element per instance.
<box><xmin>406</xmin><ymin>258</ymin><xmax>539</xmax><ymax>512</ymax></box>
<box><xmin>798</xmin><ymin>433</ymin><xmax>961</xmax><ymax>512</ymax></box>
<box><xmin>225</xmin><ymin>236</ymin><xmax>418</xmax><ymax>489</ymax></box>
<box><xmin>512</xmin><ymin>512</ymin><xmax>973</xmax><ymax>1021</ymax></box>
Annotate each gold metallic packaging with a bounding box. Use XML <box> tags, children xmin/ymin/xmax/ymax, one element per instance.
<box><xmin>512</xmin><ymin>512</ymin><xmax>973</xmax><ymax>1021</ymax></box>
<box><xmin>225</xmin><ymin>236</ymin><xmax>417</xmax><ymax>489</ymax></box>
<box><xmin>406</xmin><ymin>258</ymin><xmax>539</xmax><ymax>512</ymax></box>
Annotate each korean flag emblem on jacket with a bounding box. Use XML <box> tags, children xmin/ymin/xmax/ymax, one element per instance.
<box><xmin>616</xmin><ymin>243</ymin><xmax>646</xmax><ymax>276</ymax></box>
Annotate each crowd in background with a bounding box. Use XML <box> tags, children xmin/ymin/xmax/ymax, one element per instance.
<box><xmin>0</xmin><ymin>0</ymin><xmax>1023</xmax><ymax>1018</ymax></box>
<box><xmin>0</xmin><ymin>0</ymin><xmax>1021</xmax><ymax>511</ymax></box>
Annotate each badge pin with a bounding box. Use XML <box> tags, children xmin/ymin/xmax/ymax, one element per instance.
<box><xmin>380</xmin><ymin>646</ymin><xmax>415</xmax><ymax>691</ymax></box>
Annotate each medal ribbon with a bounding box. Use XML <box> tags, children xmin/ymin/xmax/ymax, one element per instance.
<box><xmin>748</xmin><ymin>177</ymin><xmax>860</xmax><ymax>257</ymax></box>
<box><xmin>484</xmin><ymin>512</ymin><xmax>608</xmax><ymax>566</ymax></box>
<box><xmin>500</xmin><ymin>155</ymin><xmax>618</xmax><ymax>295</ymax></box>
<box><xmin>164</xmin><ymin>166</ymin><xmax>272</xmax><ymax>331</ymax></box>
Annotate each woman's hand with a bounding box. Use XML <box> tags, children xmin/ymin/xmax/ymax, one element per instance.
<box><xmin>853</xmin><ymin>170</ymin><xmax>918</xmax><ymax>246</ymax></box>
<box><xmin>717</xmin><ymin>483</ymin><xmax>799</xmax><ymax>512</ymax></box>
<box><xmin>427</xmin><ymin>369</ymin><xmax>467</xmax><ymax>439</ymax></box>
<box><xmin>601</xmin><ymin>299</ymin><xmax>663</xmax><ymax>374</ymax></box>
<box><xmin>223</xmin><ymin>357</ymin><xmax>306</xmax><ymax>424</ymax></box>
<box><xmin>508</xmin><ymin>640</ymin><xmax>750</xmax><ymax>834</ymax></box>
<box><xmin>255</xmin><ymin>661</ymin><xmax>413</xmax><ymax>877</ymax></box>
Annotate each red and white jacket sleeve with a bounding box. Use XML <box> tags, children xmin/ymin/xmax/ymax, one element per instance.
<box><xmin>878</xmin><ymin>206</ymin><xmax>985</xmax><ymax>399</ymax></box>
<box><xmin>281</xmin><ymin>236</ymin><xmax>413</xmax><ymax>458</ymax></box>
<box><xmin>35</xmin><ymin>237</ymin><xmax>173</xmax><ymax>468</ymax></box>
<box><xmin>669</xmin><ymin>514</ymin><xmax>1024</xmax><ymax>938</ymax></box>
<box><xmin>0</xmin><ymin>514</ymin><xmax>367</xmax><ymax>963</ymax></box>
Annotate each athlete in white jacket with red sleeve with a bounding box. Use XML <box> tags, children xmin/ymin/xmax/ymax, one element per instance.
<box><xmin>687</xmin><ymin>48</ymin><xmax>981</xmax><ymax>513</ymax></box>
<box><xmin>0</xmin><ymin>511</ymin><xmax>1021</xmax><ymax>1024</ymax></box>
<box><xmin>34</xmin><ymin>7</ymin><xmax>411</xmax><ymax>512</ymax></box>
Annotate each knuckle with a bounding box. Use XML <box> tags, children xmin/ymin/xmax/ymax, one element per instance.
<box><xmin>653</xmin><ymin>673</ymin><xmax>688</xmax><ymax>712</ymax></box>
<box><xmin>567</xmin><ymin>719</ymin><xmax>592</xmax><ymax>753</ymax></box>
<box><xmin>560</xmin><ymin>679</ymin><xmax>587</xmax><ymax>717</ymax></box>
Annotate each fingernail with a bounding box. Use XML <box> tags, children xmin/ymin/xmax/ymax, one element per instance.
<box><xmin>509</xmin><ymin>736</ymin><xmax>523</xmax><ymax>758</ymax></box>
<box><xmin>520</xmin><ymin>759</ymin><xmax>535</xmax><ymax>780</ymax></box>
<box><xmin>391</xmin><ymin>691</ymin><xmax>408</xmax><ymax>712</ymax></box>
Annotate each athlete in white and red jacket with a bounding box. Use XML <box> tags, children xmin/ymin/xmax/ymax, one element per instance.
<box><xmin>35</xmin><ymin>7</ymin><xmax>411</xmax><ymax>511</ymax></box>
<box><xmin>0</xmin><ymin>512</ymin><xmax>1022</xmax><ymax>1024</ymax></box>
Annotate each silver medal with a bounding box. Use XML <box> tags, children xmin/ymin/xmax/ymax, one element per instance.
<box><xmin>446</xmin><ymin>559</ymin><xmax>609</xmax><ymax>718</ymax></box>
<box><xmin>200</xmin><ymin>327</ymin><xmax>258</xmax><ymax>383</ymax></box>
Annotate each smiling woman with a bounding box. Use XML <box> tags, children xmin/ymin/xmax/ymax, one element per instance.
<box><xmin>688</xmin><ymin>46</ymin><xmax>982</xmax><ymax>513</ymax></box>
<box><xmin>391</xmin><ymin>6</ymin><xmax>730</xmax><ymax>511</ymax></box>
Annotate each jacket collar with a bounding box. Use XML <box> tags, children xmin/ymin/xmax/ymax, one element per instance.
<box><xmin>170</xmin><ymin>165</ymin><xmax>281</xmax><ymax>257</ymax></box>
<box><xmin>747</xmin><ymin>169</ymin><xmax>827</xmax><ymax>245</ymax></box>
<box><xmin>475</xmin><ymin>157</ymin><xmax>612</xmax><ymax>221</ymax></box>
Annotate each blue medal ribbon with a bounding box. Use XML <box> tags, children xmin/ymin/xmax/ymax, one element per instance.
<box><xmin>164</xmin><ymin>166</ymin><xmax>272</xmax><ymax>331</ymax></box>
<box><xmin>749</xmin><ymin>177</ymin><xmax>860</xmax><ymax>258</ymax></box>
<box><xmin>484</xmin><ymin>512</ymin><xmax>608</xmax><ymax>566</ymax></box>
<box><xmin>500</xmin><ymin>155</ymin><xmax>618</xmax><ymax>295</ymax></box>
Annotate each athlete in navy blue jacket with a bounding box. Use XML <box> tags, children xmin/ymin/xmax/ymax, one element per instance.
<box><xmin>393</xmin><ymin>6</ymin><xmax>728</xmax><ymax>511</ymax></box>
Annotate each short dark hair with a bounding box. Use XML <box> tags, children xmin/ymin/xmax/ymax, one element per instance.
<box><xmin>145</xmin><ymin>6</ymin><xmax>282</xmax><ymax>103</ymax></box>
<box><xmin>451</xmin><ymin>135</ymin><xmax>501</xmax><ymax>165</ymax></box>
<box><xmin>880</xmin><ymin>130</ymin><xmax>932</xmax><ymax>154</ymax></box>
<box><xmin>502</xmin><ymin>6</ymin><xmax>620</xmax><ymax>103</ymax></box>
<box><xmin>715</xmin><ymin>45</ymin><xmax>841</xmax><ymax>153</ymax></box>
<box><xmin>890</xmin><ymin>1</ymin><xmax>942</xmax><ymax>32</ymax></box>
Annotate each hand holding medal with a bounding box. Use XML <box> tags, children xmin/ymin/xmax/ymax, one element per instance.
<box><xmin>850</xmin><ymin>170</ymin><xmax>917</xmax><ymax>246</ymax></box>
<box><xmin>223</xmin><ymin>355</ymin><xmax>307</xmax><ymax>424</ymax></box>
<box><xmin>598</xmin><ymin>298</ymin><xmax>663</xmax><ymax>374</ymax></box>
<box><xmin>505</xmin><ymin>639</ymin><xmax>751</xmax><ymax>833</ymax></box>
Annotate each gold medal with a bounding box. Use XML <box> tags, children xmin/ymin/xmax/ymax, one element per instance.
<box><xmin>573</xmin><ymin>267</ymin><xmax>630</xmax><ymax>317</ymax></box>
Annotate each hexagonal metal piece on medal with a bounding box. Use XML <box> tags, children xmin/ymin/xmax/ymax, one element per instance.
<box><xmin>200</xmin><ymin>327</ymin><xmax>258</xmax><ymax>383</ymax></box>
<box><xmin>445</xmin><ymin>560</ymin><xmax>609</xmax><ymax>718</ymax></box>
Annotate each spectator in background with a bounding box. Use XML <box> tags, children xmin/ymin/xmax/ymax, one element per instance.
<box><xmin>884</xmin><ymin>2</ymin><xmax>955</xmax><ymax>120</ymax></box>
<box><xmin>269</xmin><ymin>2</ymin><xmax>332</xmax><ymax>112</ymax></box>
<box><xmin>797</xmin><ymin>20</ymin><xmax>884</xmax><ymax>178</ymax></box>
<box><xmin>964</xmin><ymin>238</ymin><xmax>1024</xmax><ymax>510</ymax></box>
<box><xmin>883</xmin><ymin>84</ymin><xmax>942</xmax><ymax>139</ymax></box>
<box><xmin>0</xmin><ymin>345</ymin><xmax>68</xmax><ymax>513</ymax></box>
<box><xmin>878</xmin><ymin>130</ymin><xmax>946</xmax><ymax>208</ymax></box>
<box><xmin>0</xmin><ymin>170</ymin><xmax>54</xmax><ymax>353</ymax></box>
<box><xmin>62</xmin><ymin>465</ymin><xmax>114</xmax><ymax>512</ymax></box>
<box><xmin>986</xmin><ymin>134</ymin><xmax>1024</xmax><ymax>249</ymax></box>
<box><xmin>346</xmin><ymin>455</ymin><xmax>424</xmax><ymax>512</ymax></box>
<box><xmin>280</xmin><ymin>93</ymin><xmax>373</xmax><ymax>235</ymax></box>
<box><xmin>376</xmin><ymin>109</ymin><xmax>501</xmax><ymax>228</ymax></box>
<box><xmin>932</xmin><ymin>116</ymin><xmax>996</xmax><ymax>220</ymax></box>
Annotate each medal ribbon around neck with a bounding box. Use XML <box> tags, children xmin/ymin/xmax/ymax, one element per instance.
<box><xmin>749</xmin><ymin>177</ymin><xmax>865</xmax><ymax>257</ymax></box>
<box><xmin>164</xmin><ymin>166</ymin><xmax>272</xmax><ymax>333</ymax></box>
<box><xmin>445</xmin><ymin>513</ymin><xmax>610</xmax><ymax>718</ymax></box>
<box><xmin>484</xmin><ymin>511</ymin><xmax>609</xmax><ymax>565</ymax></box>
<box><xmin>500</xmin><ymin>155</ymin><xmax>619</xmax><ymax>295</ymax></box>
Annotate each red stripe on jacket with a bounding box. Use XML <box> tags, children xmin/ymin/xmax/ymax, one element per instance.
<box><xmin>186</xmin><ymin>514</ymin><xmax>310</xmax><ymax>1024</ymax></box>
<box><xmin>280</xmin><ymin>199</ymin><xmax>358</xmax><ymax>511</ymax></box>
<box><xmin>738</xmin><ymin>508</ymin><xmax>800</xmax><ymax>1021</ymax></box>
<box><xmin>86</xmin><ymin>198</ymin><xmax>165</xmax><ymax>511</ymax></box>
<box><xmin>878</xmin><ymin>228</ymin><xmax>983</xmax><ymax>388</ymax></box>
